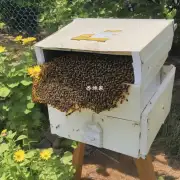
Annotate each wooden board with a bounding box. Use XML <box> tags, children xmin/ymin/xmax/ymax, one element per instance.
<box><xmin>135</xmin><ymin>154</ymin><xmax>156</xmax><ymax>180</ymax></box>
<box><xmin>73</xmin><ymin>143</ymin><xmax>85</xmax><ymax>180</ymax></box>
<box><xmin>35</xmin><ymin>18</ymin><xmax>174</xmax><ymax>54</ymax></box>
<box><xmin>140</xmin><ymin>65</ymin><xmax>176</xmax><ymax>157</ymax></box>
<box><xmin>48</xmin><ymin>107</ymin><xmax>140</xmax><ymax>158</ymax></box>
<box><xmin>141</xmin><ymin>22</ymin><xmax>174</xmax><ymax>90</ymax></box>
<box><xmin>99</xmin><ymin>84</ymin><xmax>141</xmax><ymax>121</ymax></box>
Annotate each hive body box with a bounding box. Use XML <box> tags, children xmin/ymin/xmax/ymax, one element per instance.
<box><xmin>35</xmin><ymin>18</ymin><xmax>176</xmax><ymax>158</ymax></box>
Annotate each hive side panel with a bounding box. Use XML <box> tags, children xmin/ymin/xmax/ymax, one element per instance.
<box><xmin>141</xmin><ymin>45</ymin><xmax>171</xmax><ymax>91</ymax></box>
<box><xmin>141</xmin><ymin>72</ymin><xmax>161</xmax><ymax>112</ymax></box>
<box><xmin>93</xmin><ymin>114</ymin><xmax>140</xmax><ymax>158</ymax></box>
<box><xmin>140</xmin><ymin>23</ymin><xmax>174</xmax><ymax>90</ymax></box>
<box><xmin>147</xmin><ymin>65</ymin><xmax>175</xmax><ymax>152</ymax></box>
<box><xmin>140</xmin><ymin>65</ymin><xmax>175</xmax><ymax>156</ymax></box>
<box><xmin>48</xmin><ymin>105</ymin><xmax>93</xmax><ymax>141</ymax></box>
<box><xmin>140</xmin><ymin>22</ymin><xmax>174</xmax><ymax>64</ymax></box>
<box><xmin>34</xmin><ymin>47</ymin><xmax>45</xmax><ymax>64</ymax></box>
<box><xmin>48</xmin><ymin>105</ymin><xmax>140</xmax><ymax>158</ymax></box>
<box><xmin>132</xmin><ymin>52</ymin><xmax>142</xmax><ymax>85</ymax></box>
<box><xmin>99</xmin><ymin>85</ymin><xmax>141</xmax><ymax>121</ymax></box>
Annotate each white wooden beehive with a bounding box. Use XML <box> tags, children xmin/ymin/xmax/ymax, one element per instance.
<box><xmin>34</xmin><ymin>18</ymin><xmax>176</xmax><ymax>158</ymax></box>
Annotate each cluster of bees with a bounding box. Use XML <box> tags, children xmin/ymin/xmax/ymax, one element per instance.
<box><xmin>32</xmin><ymin>52</ymin><xmax>134</xmax><ymax>116</ymax></box>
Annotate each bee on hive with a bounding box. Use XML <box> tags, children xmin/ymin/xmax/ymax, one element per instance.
<box><xmin>31</xmin><ymin>52</ymin><xmax>134</xmax><ymax>115</ymax></box>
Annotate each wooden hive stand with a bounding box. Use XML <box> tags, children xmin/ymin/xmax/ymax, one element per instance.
<box><xmin>73</xmin><ymin>143</ymin><xmax>156</xmax><ymax>180</ymax></box>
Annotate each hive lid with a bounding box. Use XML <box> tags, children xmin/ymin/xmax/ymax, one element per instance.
<box><xmin>35</xmin><ymin>18</ymin><xmax>174</xmax><ymax>55</ymax></box>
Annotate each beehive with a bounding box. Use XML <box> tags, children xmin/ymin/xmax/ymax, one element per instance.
<box><xmin>34</xmin><ymin>18</ymin><xmax>176</xmax><ymax>158</ymax></box>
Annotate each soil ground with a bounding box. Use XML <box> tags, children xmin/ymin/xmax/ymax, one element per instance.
<box><xmin>82</xmin><ymin>142</ymin><xmax>180</xmax><ymax>180</ymax></box>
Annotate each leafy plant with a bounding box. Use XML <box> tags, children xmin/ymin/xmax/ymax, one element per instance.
<box><xmin>0</xmin><ymin>22</ymin><xmax>5</xmax><ymax>30</ymax></box>
<box><xmin>39</xmin><ymin>0</ymin><xmax>72</xmax><ymax>33</ymax></box>
<box><xmin>0</xmin><ymin>129</ymin><xmax>75</xmax><ymax>180</ymax></box>
<box><xmin>37</xmin><ymin>0</ymin><xmax>178</xmax><ymax>34</ymax></box>
<box><xmin>0</xmin><ymin>42</ymin><xmax>46</xmax><ymax>141</ymax></box>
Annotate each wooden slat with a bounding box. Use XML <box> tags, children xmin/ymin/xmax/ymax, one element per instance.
<box><xmin>73</xmin><ymin>143</ymin><xmax>85</xmax><ymax>180</ymax></box>
<box><xmin>134</xmin><ymin>154</ymin><xmax>156</xmax><ymax>180</ymax></box>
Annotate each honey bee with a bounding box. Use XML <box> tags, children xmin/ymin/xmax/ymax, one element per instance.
<box><xmin>31</xmin><ymin>52</ymin><xmax>134</xmax><ymax>115</ymax></box>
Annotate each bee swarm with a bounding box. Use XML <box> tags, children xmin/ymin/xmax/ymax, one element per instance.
<box><xmin>32</xmin><ymin>52</ymin><xmax>134</xmax><ymax>115</ymax></box>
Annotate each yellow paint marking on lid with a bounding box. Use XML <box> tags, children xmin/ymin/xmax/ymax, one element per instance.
<box><xmin>104</xmin><ymin>30</ymin><xmax>122</xmax><ymax>32</ymax></box>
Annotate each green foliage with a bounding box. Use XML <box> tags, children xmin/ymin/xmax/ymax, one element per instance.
<box><xmin>39</xmin><ymin>0</ymin><xmax>72</xmax><ymax>33</ymax></box>
<box><xmin>0</xmin><ymin>22</ymin><xmax>5</xmax><ymax>30</ymax></box>
<box><xmin>0</xmin><ymin>130</ymin><xmax>75</xmax><ymax>180</ymax></box>
<box><xmin>1</xmin><ymin>0</ymin><xmax>179</xmax><ymax>41</ymax></box>
<box><xmin>158</xmin><ymin>176</ymin><xmax>165</xmax><ymax>180</ymax></box>
<box><xmin>0</xmin><ymin>46</ymin><xmax>46</xmax><ymax>141</ymax></box>
<box><xmin>38</xmin><ymin>0</ymin><xmax>177</xmax><ymax>32</ymax></box>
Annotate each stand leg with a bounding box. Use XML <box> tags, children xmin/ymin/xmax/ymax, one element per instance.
<box><xmin>134</xmin><ymin>154</ymin><xmax>156</xmax><ymax>180</ymax></box>
<box><xmin>73</xmin><ymin>143</ymin><xmax>85</xmax><ymax>180</ymax></box>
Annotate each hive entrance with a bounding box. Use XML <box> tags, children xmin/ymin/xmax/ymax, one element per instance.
<box><xmin>32</xmin><ymin>51</ymin><xmax>134</xmax><ymax>115</ymax></box>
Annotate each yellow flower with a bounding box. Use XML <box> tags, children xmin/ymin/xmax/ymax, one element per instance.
<box><xmin>27</xmin><ymin>65</ymin><xmax>41</xmax><ymax>79</ymax></box>
<box><xmin>0</xmin><ymin>46</ymin><xmax>6</xmax><ymax>53</ymax></box>
<box><xmin>22</xmin><ymin>37</ymin><xmax>36</xmax><ymax>45</ymax></box>
<box><xmin>1</xmin><ymin>129</ymin><xmax>7</xmax><ymax>134</ymax></box>
<box><xmin>1</xmin><ymin>129</ymin><xmax>7</xmax><ymax>136</ymax></box>
<box><xmin>14</xmin><ymin>35</ymin><xmax>23</xmax><ymax>42</ymax></box>
<box><xmin>40</xmin><ymin>149</ymin><xmax>52</xmax><ymax>160</ymax></box>
<box><xmin>14</xmin><ymin>150</ymin><xmax>25</xmax><ymax>162</ymax></box>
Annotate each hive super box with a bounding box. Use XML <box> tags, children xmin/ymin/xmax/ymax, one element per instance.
<box><xmin>34</xmin><ymin>18</ymin><xmax>176</xmax><ymax>158</ymax></box>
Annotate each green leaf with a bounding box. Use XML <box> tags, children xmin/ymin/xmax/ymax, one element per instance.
<box><xmin>2</xmin><ymin>105</ymin><xmax>9</xmax><ymax>111</ymax></box>
<box><xmin>26</xmin><ymin>150</ymin><xmax>36</xmax><ymax>158</ymax></box>
<box><xmin>0</xmin><ymin>87</ymin><xmax>11</xmax><ymax>97</ymax></box>
<box><xmin>61</xmin><ymin>151</ymin><xmax>73</xmax><ymax>165</ymax></box>
<box><xmin>71</xmin><ymin>141</ymin><xmax>78</xmax><ymax>149</ymax></box>
<box><xmin>20</xmin><ymin>159</ymin><xmax>30</xmax><ymax>166</ymax></box>
<box><xmin>7</xmin><ymin>82</ymin><xmax>19</xmax><ymax>88</ymax></box>
<box><xmin>11</xmin><ymin>67</ymin><xmax>16</xmax><ymax>72</ymax></box>
<box><xmin>21</xmin><ymin>80</ymin><xmax>32</xmax><ymax>86</ymax></box>
<box><xmin>0</xmin><ymin>144</ymin><xmax>8</xmax><ymax>153</ymax></box>
<box><xmin>158</xmin><ymin>176</ymin><xmax>164</xmax><ymax>180</ymax></box>
<box><xmin>24</xmin><ymin>109</ymin><xmax>31</xmax><ymax>114</ymax></box>
<box><xmin>16</xmin><ymin>135</ymin><xmax>28</xmax><ymax>142</ymax></box>
<box><xmin>27</xmin><ymin>95</ymin><xmax>32</xmax><ymax>100</ymax></box>
<box><xmin>0</xmin><ymin>173</ymin><xmax>7</xmax><ymax>180</ymax></box>
<box><xmin>0</xmin><ymin>22</ymin><xmax>5</xmax><ymax>30</ymax></box>
<box><xmin>27</xmin><ymin>103</ymin><xmax>35</xmax><ymax>109</ymax></box>
<box><xmin>31</xmin><ymin>163</ymin><xmax>39</xmax><ymax>171</ymax></box>
<box><xmin>7</xmin><ymin>131</ymin><xmax>17</xmax><ymax>139</ymax></box>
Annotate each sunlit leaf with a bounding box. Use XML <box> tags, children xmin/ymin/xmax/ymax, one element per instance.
<box><xmin>21</xmin><ymin>80</ymin><xmax>32</xmax><ymax>86</ymax></box>
<box><xmin>7</xmin><ymin>131</ymin><xmax>16</xmax><ymax>139</ymax></box>
<box><xmin>0</xmin><ymin>87</ymin><xmax>11</xmax><ymax>97</ymax></box>
<box><xmin>0</xmin><ymin>144</ymin><xmax>8</xmax><ymax>153</ymax></box>
<box><xmin>26</xmin><ymin>150</ymin><xmax>36</xmax><ymax>158</ymax></box>
<box><xmin>61</xmin><ymin>151</ymin><xmax>73</xmax><ymax>165</ymax></box>
<box><xmin>24</xmin><ymin>109</ymin><xmax>31</xmax><ymax>114</ymax></box>
<box><xmin>71</xmin><ymin>141</ymin><xmax>78</xmax><ymax>149</ymax></box>
<box><xmin>2</xmin><ymin>105</ymin><xmax>9</xmax><ymax>111</ymax></box>
<box><xmin>16</xmin><ymin>135</ymin><xmax>28</xmax><ymax>141</ymax></box>
<box><xmin>7</xmin><ymin>82</ymin><xmax>19</xmax><ymax>88</ymax></box>
<box><xmin>27</xmin><ymin>102</ymin><xmax>35</xmax><ymax>109</ymax></box>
